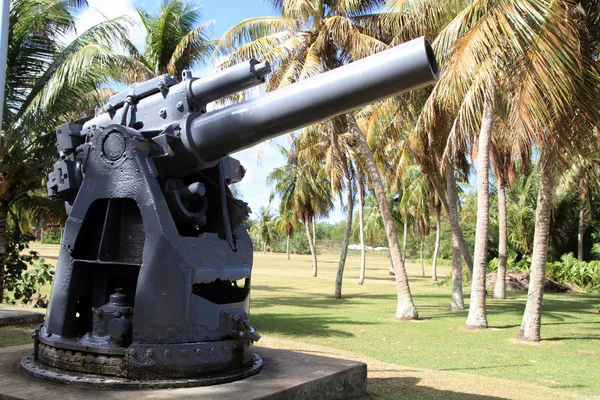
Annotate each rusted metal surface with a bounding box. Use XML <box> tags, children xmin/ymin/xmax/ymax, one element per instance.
<box><xmin>37</xmin><ymin>344</ymin><xmax>127</xmax><ymax>377</ymax></box>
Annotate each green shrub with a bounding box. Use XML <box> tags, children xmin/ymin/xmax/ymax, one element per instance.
<box><xmin>3</xmin><ymin>227</ymin><xmax>55</xmax><ymax>306</ymax></box>
<box><xmin>41</xmin><ymin>228</ymin><xmax>61</xmax><ymax>244</ymax></box>
<box><xmin>547</xmin><ymin>253</ymin><xmax>600</xmax><ymax>291</ymax></box>
<box><xmin>487</xmin><ymin>253</ymin><xmax>531</xmax><ymax>274</ymax></box>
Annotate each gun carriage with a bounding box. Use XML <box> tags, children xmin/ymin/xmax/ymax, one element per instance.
<box><xmin>22</xmin><ymin>37</ymin><xmax>438</xmax><ymax>387</ymax></box>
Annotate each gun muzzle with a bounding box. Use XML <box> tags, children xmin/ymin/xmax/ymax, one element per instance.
<box><xmin>187</xmin><ymin>36</ymin><xmax>438</xmax><ymax>163</ymax></box>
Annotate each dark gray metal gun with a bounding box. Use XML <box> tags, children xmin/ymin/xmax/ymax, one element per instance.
<box><xmin>22</xmin><ymin>37</ymin><xmax>438</xmax><ymax>387</ymax></box>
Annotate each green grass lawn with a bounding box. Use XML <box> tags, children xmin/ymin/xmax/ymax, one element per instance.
<box><xmin>250</xmin><ymin>251</ymin><xmax>600</xmax><ymax>396</ymax></box>
<box><xmin>2</xmin><ymin>243</ymin><xmax>599</xmax><ymax>399</ymax></box>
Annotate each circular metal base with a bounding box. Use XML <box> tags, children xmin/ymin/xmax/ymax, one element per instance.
<box><xmin>21</xmin><ymin>353</ymin><xmax>263</xmax><ymax>390</ymax></box>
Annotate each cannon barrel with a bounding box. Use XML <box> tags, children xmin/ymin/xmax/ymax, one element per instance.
<box><xmin>189</xmin><ymin>59</ymin><xmax>271</xmax><ymax>106</ymax></box>
<box><xmin>188</xmin><ymin>37</ymin><xmax>438</xmax><ymax>163</ymax></box>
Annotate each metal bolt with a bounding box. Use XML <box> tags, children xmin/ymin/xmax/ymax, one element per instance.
<box><xmin>128</xmin><ymin>348</ymin><xmax>135</xmax><ymax>356</ymax></box>
<box><xmin>196</xmin><ymin>348</ymin><xmax>201</xmax><ymax>355</ymax></box>
<box><xmin>209</xmin><ymin>347</ymin><xmax>215</xmax><ymax>355</ymax></box>
<box><xmin>164</xmin><ymin>350</ymin><xmax>171</xmax><ymax>357</ymax></box>
<box><xmin>146</xmin><ymin>349</ymin><xmax>154</xmax><ymax>358</ymax></box>
<box><xmin>159</xmin><ymin>108</ymin><xmax>167</xmax><ymax>118</ymax></box>
<box><xmin>176</xmin><ymin>101</ymin><xmax>184</xmax><ymax>111</ymax></box>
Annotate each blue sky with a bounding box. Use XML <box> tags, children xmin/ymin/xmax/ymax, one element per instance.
<box><xmin>74</xmin><ymin>0</ymin><xmax>346</xmax><ymax>223</ymax></box>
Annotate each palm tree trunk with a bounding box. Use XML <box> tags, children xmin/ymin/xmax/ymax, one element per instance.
<box><xmin>335</xmin><ymin>169</ymin><xmax>354</xmax><ymax>299</ymax></box>
<box><xmin>420</xmin><ymin>237</ymin><xmax>425</xmax><ymax>276</ymax></box>
<box><xmin>446</xmin><ymin>167</ymin><xmax>464</xmax><ymax>311</ymax></box>
<box><xmin>432</xmin><ymin>203</ymin><xmax>441</xmax><ymax>281</ymax></box>
<box><xmin>305</xmin><ymin>219</ymin><xmax>318</xmax><ymax>277</ymax></box>
<box><xmin>578</xmin><ymin>206</ymin><xmax>585</xmax><ymax>262</ymax></box>
<box><xmin>358</xmin><ymin>175</ymin><xmax>366</xmax><ymax>285</ymax></box>
<box><xmin>466</xmin><ymin>94</ymin><xmax>493</xmax><ymax>328</ymax></box>
<box><xmin>401</xmin><ymin>221</ymin><xmax>408</xmax><ymax>268</ymax></box>
<box><xmin>577</xmin><ymin>170</ymin><xmax>588</xmax><ymax>262</ymax></box>
<box><xmin>312</xmin><ymin>218</ymin><xmax>317</xmax><ymax>249</ymax></box>
<box><xmin>0</xmin><ymin>203</ymin><xmax>7</xmax><ymax>301</ymax></box>
<box><xmin>348</xmin><ymin>114</ymin><xmax>418</xmax><ymax>319</ymax></box>
<box><xmin>493</xmin><ymin>174</ymin><xmax>507</xmax><ymax>299</ymax></box>
<box><xmin>459</xmin><ymin>233</ymin><xmax>474</xmax><ymax>281</ymax></box>
<box><xmin>518</xmin><ymin>154</ymin><xmax>555</xmax><ymax>341</ymax></box>
<box><xmin>429</xmin><ymin>173</ymin><xmax>472</xmax><ymax>280</ymax></box>
<box><xmin>263</xmin><ymin>241</ymin><xmax>266</xmax><ymax>254</ymax></box>
<box><xmin>286</xmin><ymin>233</ymin><xmax>291</xmax><ymax>260</ymax></box>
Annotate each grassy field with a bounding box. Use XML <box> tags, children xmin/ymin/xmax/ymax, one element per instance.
<box><xmin>2</xmin><ymin>243</ymin><xmax>599</xmax><ymax>399</ymax></box>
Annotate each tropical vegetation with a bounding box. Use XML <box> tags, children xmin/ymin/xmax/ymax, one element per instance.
<box><xmin>2</xmin><ymin>0</ymin><xmax>600</xmax><ymax>349</ymax></box>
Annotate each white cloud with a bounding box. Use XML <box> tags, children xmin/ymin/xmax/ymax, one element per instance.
<box><xmin>63</xmin><ymin>0</ymin><xmax>146</xmax><ymax>51</ymax></box>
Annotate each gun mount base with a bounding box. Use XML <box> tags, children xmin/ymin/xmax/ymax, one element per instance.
<box><xmin>21</xmin><ymin>351</ymin><xmax>262</xmax><ymax>389</ymax></box>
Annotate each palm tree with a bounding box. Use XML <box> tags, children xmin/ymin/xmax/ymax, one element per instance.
<box><xmin>465</xmin><ymin>85</ymin><xmax>494</xmax><ymax>329</ymax></box>
<box><xmin>355</xmin><ymin>171</ymin><xmax>368</xmax><ymax>284</ymax></box>
<box><xmin>1</xmin><ymin>0</ymin><xmax>146</xmax><ymax>301</ymax></box>
<box><xmin>217</xmin><ymin>0</ymin><xmax>421</xmax><ymax>317</ymax></box>
<box><xmin>137</xmin><ymin>0</ymin><xmax>214</xmax><ymax>77</ymax></box>
<box><xmin>250</xmin><ymin>206</ymin><xmax>278</xmax><ymax>253</ymax></box>
<box><xmin>490</xmin><ymin>122</ymin><xmax>520</xmax><ymax>299</ymax></box>
<box><xmin>414</xmin><ymin>0</ymin><xmax>599</xmax><ymax>338</ymax></box>
<box><xmin>430</xmin><ymin>194</ymin><xmax>442</xmax><ymax>281</ymax></box>
<box><xmin>275</xmin><ymin>207</ymin><xmax>300</xmax><ymax>260</ymax></box>
<box><xmin>267</xmin><ymin>145</ymin><xmax>332</xmax><ymax>276</ymax></box>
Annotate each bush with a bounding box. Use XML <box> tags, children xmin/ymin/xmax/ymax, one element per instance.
<box><xmin>3</xmin><ymin>227</ymin><xmax>54</xmax><ymax>307</ymax></box>
<box><xmin>547</xmin><ymin>253</ymin><xmax>600</xmax><ymax>291</ymax></box>
<box><xmin>487</xmin><ymin>253</ymin><xmax>531</xmax><ymax>274</ymax></box>
<box><xmin>41</xmin><ymin>228</ymin><xmax>61</xmax><ymax>244</ymax></box>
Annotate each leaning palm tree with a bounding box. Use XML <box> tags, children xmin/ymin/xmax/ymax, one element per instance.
<box><xmin>137</xmin><ymin>0</ymin><xmax>214</xmax><ymax>77</ymax></box>
<box><xmin>216</xmin><ymin>0</ymin><xmax>420</xmax><ymax>318</ymax></box>
<box><xmin>0</xmin><ymin>0</ymin><xmax>148</xmax><ymax>301</ymax></box>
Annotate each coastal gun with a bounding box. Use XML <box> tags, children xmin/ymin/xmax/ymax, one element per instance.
<box><xmin>23</xmin><ymin>37</ymin><xmax>438</xmax><ymax>387</ymax></box>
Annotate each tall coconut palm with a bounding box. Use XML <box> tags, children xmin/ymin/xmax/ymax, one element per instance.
<box><xmin>294</xmin><ymin>119</ymin><xmax>356</xmax><ymax>297</ymax></box>
<box><xmin>430</xmin><ymin>196</ymin><xmax>442</xmax><ymax>281</ymax></box>
<box><xmin>415</xmin><ymin>0</ymin><xmax>599</xmax><ymax>338</ymax></box>
<box><xmin>137</xmin><ymin>0</ymin><xmax>214</xmax><ymax>77</ymax></box>
<box><xmin>250</xmin><ymin>206</ymin><xmax>278</xmax><ymax>253</ymax></box>
<box><xmin>397</xmin><ymin>163</ymin><xmax>431</xmax><ymax>276</ymax></box>
<box><xmin>267</xmin><ymin>144</ymin><xmax>332</xmax><ymax>276</ymax></box>
<box><xmin>217</xmin><ymin>0</ymin><xmax>420</xmax><ymax>319</ymax></box>
<box><xmin>355</xmin><ymin>171</ymin><xmax>368</xmax><ymax>284</ymax></box>
<box><xmin>276</xmin><ymin>208</ymin><xmax>300</xmax><ymax>260</ymax></box>
<box><xmin>465</xmin><ymin>85</ymin><xmax>495</xmax><ymax>329</ymax></box>
<box><xmin>490</xmin><ymin>121</ymin><xmax>520</xmax><ymax>299</ymax></box>
<box><xmin>0</xmin><ymin>0</ymin><xmax>147</xmax><ymax>301</ymax></box>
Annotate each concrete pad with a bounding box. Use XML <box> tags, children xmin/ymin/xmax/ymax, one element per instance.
<box><xmin>0</xmin><ymin>345</ymin><xmax>367</xmax><ymax>400</ymax></box>
<box><xmin>0</xmin><ymin>308</ymin><xmax>44</xmax><ymax>328</ymax></box>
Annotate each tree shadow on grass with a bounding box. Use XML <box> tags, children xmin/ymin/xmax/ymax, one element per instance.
<box><xmin>362</xmin><ymin>377</ymin><xmax>509</xmax><ymax>400</ymax></box>
<box><xmin>252</xmin><ymin>293</ymin><xmax>352</xmax><ymax>309</ymax></box>
<box><xmin>251</xmin><ymin>291</ymin><xmax>401</xmax><ymax>309</ymax></box>
<box><xmin>439</xmin><ymin>363</ymin><xmax>531</xmax><ymax>371</ymax></box>
<box><xmin>251</xmin><ymin>312</ymin><xmax>372</xmax><ymax>338</ymax></box>
<box><xmin>251</xmin><ymin>285</ymin><xmax>297</xmax><ymax>293</ymax></box>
